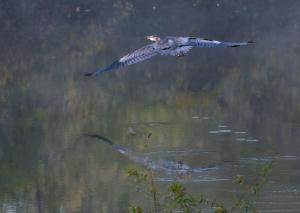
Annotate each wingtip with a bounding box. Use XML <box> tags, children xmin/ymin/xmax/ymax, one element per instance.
<box><xmin>83</xmin><ymin>133</ymin><xmax>97</xmax><ymax>139</ymax></box>
<box><xmin>83</xmin><ymin>133</ymin><xmax>114</xmax><ymax>145</ymax></box>
<box><xmin>247</xmin><ymin>40</ymin><xmax>254</xmax><ymax>44</ymax></box>
<box><xmin>84</xmin><ymin>72</ymin><xmax>94</xmax><ymax>77</ymax></box>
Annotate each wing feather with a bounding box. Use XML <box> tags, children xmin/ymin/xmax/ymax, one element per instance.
<box><xmin>160</xmin><ymin>46</ymin><xmax>193</xmax><ymax>56</ymax></box>
<box><xmin>187</xmin><ymin>37</ymin><xmax>252</xmax><ymax>48</ymax></box>
<box><xmin>85</xmin><ymin>44</ymin><xmax>157</xmax><ymax>76</ymax></box>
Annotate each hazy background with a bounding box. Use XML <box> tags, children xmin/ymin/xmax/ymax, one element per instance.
<box><xmin>1</xmin><ymin>0</ymin><xmax>300</xmax><ymax>212</ymax></box>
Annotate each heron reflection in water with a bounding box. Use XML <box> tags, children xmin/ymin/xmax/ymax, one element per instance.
<box><xmin>84</xmin><ymin>133</ymin><xmax>191</xmax><ymax>173</ymax></box>
<box><xmin>85</xmin><ymin>35</ymin><xmax>253</xmax><ymax>76</ymax></box>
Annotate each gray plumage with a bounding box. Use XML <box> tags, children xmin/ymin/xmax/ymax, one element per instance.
<box><xmin>85</xmin><ymin>35</ymin><xmax>253</xmax><ymax>76</ymax></box>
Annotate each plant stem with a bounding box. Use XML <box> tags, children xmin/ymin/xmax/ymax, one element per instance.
<box><xmin>148</xmin><ymin>169</ymin><xmax>159</xmax><ymax>212</ymax></box>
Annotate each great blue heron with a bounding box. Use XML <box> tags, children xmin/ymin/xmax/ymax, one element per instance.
<box><xmin>85</xmin><ymin>35</ymin><xmax>253</xmax><ymax>76</ymax></box>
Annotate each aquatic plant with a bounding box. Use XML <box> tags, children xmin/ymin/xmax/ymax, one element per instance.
<box><xmin>127</xmin><ymin>160</ymin><xmax>275</xmax><ymax>213</ymax></box>
<box><xmin>232</xmin><ymin>160</ymin><xmax>275</xmax><ymax>212</ymax></box>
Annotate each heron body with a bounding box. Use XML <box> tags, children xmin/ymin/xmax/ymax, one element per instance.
<box><xmin>85</xmin><ymin>35</ymin><xmax>253</xmax><ymax>76</ymax></box>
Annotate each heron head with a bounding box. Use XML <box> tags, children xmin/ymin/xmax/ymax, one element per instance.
<box><xmin>146</xmin><ymin>35</ymin><xmax>160</xmax><ymax>42</ymax></box>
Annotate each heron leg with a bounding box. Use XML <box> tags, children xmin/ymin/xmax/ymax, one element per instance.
<box><xmin>176</xmin><ymin>51</ymin><xmax>185</xmax><ymax>57</ymax></box>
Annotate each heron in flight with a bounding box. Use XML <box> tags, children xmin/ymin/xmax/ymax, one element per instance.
<box><xmin>85</xmin><ymin>35</ymin><xmax>253</xmax><ymax>76</ymax></box>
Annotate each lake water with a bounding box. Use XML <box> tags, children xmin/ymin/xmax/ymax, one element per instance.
<box><xmin>1</xmin><ymin>0</ymin><xmax>300</xmax><ymax>212</ymax></box>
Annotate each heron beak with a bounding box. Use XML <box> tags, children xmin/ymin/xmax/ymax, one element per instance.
<box><xmin>146</xmin><ymin>35</ymin><xmax>153</xmax><ymax>41</ymax></box>
<box><xmin>146</xmin><ymin>35</ymin><xmax>160</xmax><ymax>42</ymax></box>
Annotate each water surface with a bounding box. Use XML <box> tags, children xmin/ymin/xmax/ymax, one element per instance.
<box><xmin>1</xmin><ymin>0</ymin><xmax>300</xmax><ymax>212</ymax></box>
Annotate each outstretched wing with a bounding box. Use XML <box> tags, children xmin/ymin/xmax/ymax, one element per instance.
<box><xmin>84</xmin><ymin>133</ymin><xmax>129</xmax><ymax>156</ymax></box>
<box><xmin>186</xmin><ymin>37</ymin><xmax>253</xmax><ymax>48</ymax></box>
<box><xmin>85</xmin><ymin>44</ymin><xmax>158</xmax><ymax>76</ymax></box>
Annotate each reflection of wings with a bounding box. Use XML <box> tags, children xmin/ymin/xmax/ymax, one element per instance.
<box><xmin>85</xmin><ymin>44</ymin><xmax>158</xmax><ymax>76</ymax></box>
<box><xmin>187</xmin><ymin>37</ymin><xmax>252</xmax><ymax>48</ymax></box>
<box><xmin>84</xmin><ymin>133</ymin><xmax>191</xmax><ymax>173</ymax></box>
